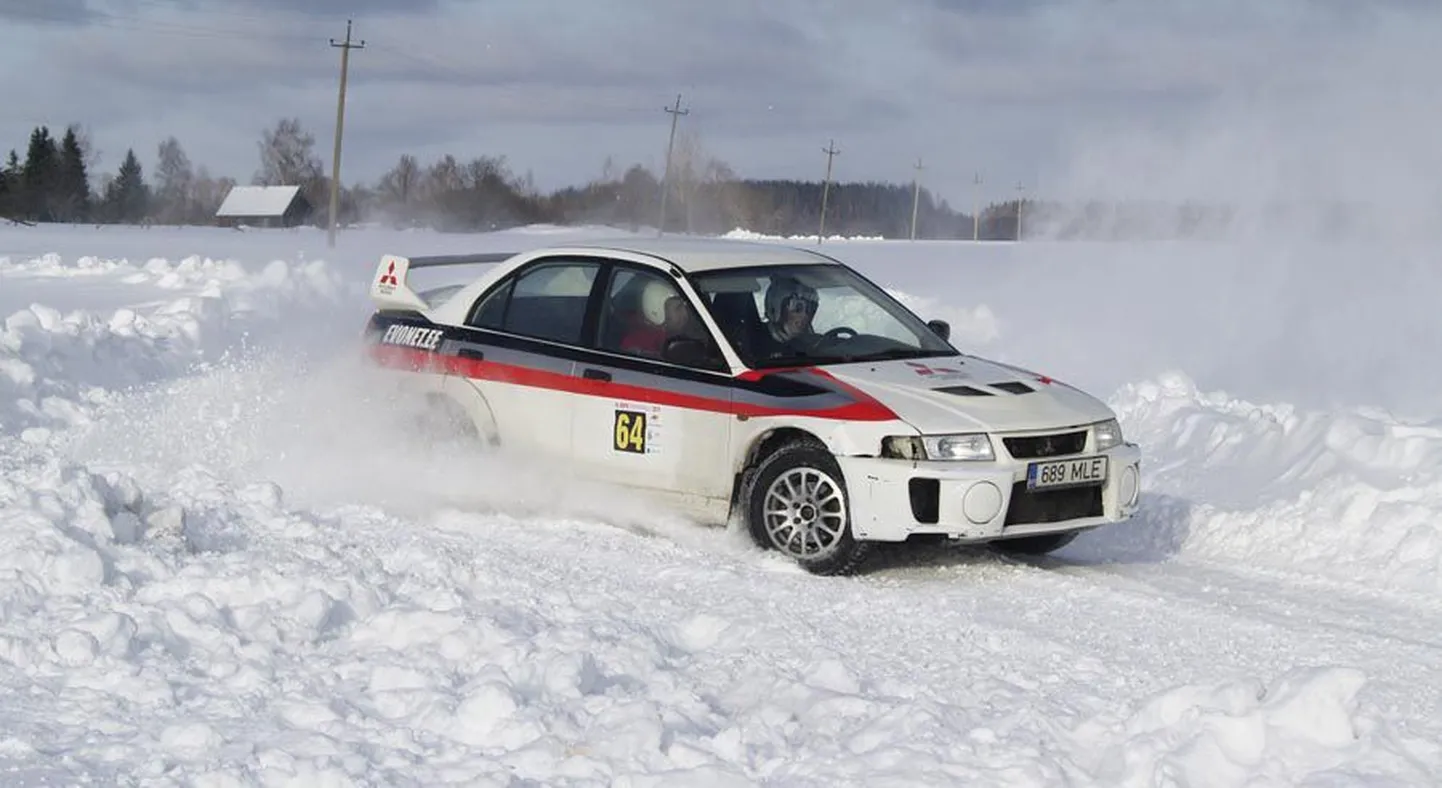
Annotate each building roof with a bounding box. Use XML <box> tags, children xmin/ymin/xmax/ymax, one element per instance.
<box><xmin>215</xmin><ymin>185</ymin><xmax>304</xmax><ymax>218</ymax></box>
<box><xmin>543</xmin><ymin>236</ymin><xmax>839</xmax><ymax>273</ymax></box>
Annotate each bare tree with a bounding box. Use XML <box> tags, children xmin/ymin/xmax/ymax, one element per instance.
<box><xmin>254</xmin><ymin>117</ymin><xmax>323</xmax><ymax>188</ymax></box>
<box><xmin>376</xmin><ymin>153</ymin><xmax>421</xmax><ymax>225</ymax></box>
<box><xmin>191</xmin><ymin>166</ymin><xmax>235</xmax><ymax>222</ymax></box>
<box><xmin>154</xmin><ymin>136</ymin><xmax>194</xmax><ymax>224</ymax></box>
<box><xmin>70</xmin><ymin>124</ymin><xmax>101</xmax><ymax>175</ymax></box>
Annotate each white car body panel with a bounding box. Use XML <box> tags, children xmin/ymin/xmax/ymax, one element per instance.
<box><xmin>570</xmin><ymin>385</ymin><xmax>733</xmax><ymax>503</ymax></box>
<box><xmin>362</xmin><ymin>237</ymin><xmax>1143</xmax><ymax>559</ymax></box>
<box><xmin>824</xmin><ymin>357</ymin><xmax>1116</xmax><ymax>434</ymax></box>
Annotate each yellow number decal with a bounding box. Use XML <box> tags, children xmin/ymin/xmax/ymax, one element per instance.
<box><xmin>613</xmin><ymin>410</ymin><xmax>646</xmax><ymax>453</ymax></box>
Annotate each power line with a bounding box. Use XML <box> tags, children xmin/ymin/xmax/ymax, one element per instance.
<box><xmin>328</xmin><ymin>18</ymin><xmax>364</xmax><ymax>249</ymax></box>
<box><xmin>657</xmin><ymin>93</ymin><xmax>688</xmax><ymax>235</ymax></box>
<box><xmin>818</xmin><ymin>139</ymin><xmax>839</xmax><ymax>244</ymax></box>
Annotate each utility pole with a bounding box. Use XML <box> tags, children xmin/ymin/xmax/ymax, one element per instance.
<box><xmin>972</xmin><ymin>171</ymin><xmax>982</xmax><ymax>241</ymax></box>
<box><xmin>818</xmin><ymin>139</ymin><xmax>839</xmax><ymax>244</ymax></box>
<box><xmin>1015</xmin><ymin>181</ymin><xmax>1026</xmax><ymax>241</ymax></box>
<box><xmin>909</xmin><ymin>157</ymin><xmax>924</xmax><ymax>240</ymax></box>
<box><xmin>657</xmin><ymin>93</ymin><xmax>688</xmax><ymax>235</ymax></box>
<box><xmin>328</xmin><ymin>19</ymin><xmax>364</xmax><ymax>249</ymax></box>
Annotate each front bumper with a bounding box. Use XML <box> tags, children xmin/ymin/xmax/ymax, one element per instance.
<box><xmin>838</xmin><ymin>441</ymin><xmax>1143</xmax><ymax>543</ymax></box>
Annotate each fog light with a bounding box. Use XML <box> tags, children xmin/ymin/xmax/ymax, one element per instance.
<box><xmin>963</xmin><ymin>481</ymin><xmax>1002</xmax><ymax>524</ymax></box>
<box><xmin>1120</xmin><ymin>465</ymin><xmax>1139</xmax><ymax>507</ymax></box>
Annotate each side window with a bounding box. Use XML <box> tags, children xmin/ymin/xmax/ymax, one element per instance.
<box><xmin>466</xmin><ymin>279</ymin><xmax>513</xmax><ymax>330</ymax></box>
<box><xmin>474</xmin><ymin>261</ymin><xmax>599</xmax><ymax>345</ymax></box>
<box><xmin>596</xmin><ymin>266</ymin><xmax>726</xmax><ymax>371</ymax></box>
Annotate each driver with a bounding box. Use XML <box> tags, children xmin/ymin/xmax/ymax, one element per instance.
<box><xmin>763</xmin><ymin>276</ymin><xmax>820</xmax><ymax>348</ymax></box>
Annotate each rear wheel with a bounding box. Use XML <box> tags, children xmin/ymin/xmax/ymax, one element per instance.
<box><xmin>743</xmin><ymin>441</ymin><xmax>871</xmax><ymax>576</ymax></box>
<box><xmin>414</xmin><ymin>394</ymin><xmax>486</xmax><ymax>453</ymax></box>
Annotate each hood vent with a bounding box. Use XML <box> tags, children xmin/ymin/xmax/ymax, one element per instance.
<box><xmin>935</xmin><ymin>381</ymin><xmax>1036</xmax><ymax>397</ymax></box>
<box><xmin>935</xmin><ymin>385</ymin><xmax>993</xmax><ymax>396</ymax></box>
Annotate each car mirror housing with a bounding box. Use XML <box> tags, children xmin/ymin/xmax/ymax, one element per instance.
<box><xmin>927</xmin><ymin>319</ymin><xmax>950</xmax><ymax>342</ymax></box>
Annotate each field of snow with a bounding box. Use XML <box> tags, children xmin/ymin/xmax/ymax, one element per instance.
<box><xmin>2</xmin><ymin>221</ymin><xmax>1440</xmax><ymax>785</ymax></box>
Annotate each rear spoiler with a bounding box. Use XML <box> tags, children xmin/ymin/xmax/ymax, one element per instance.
<box><xmin>369</xmin><ymin>251</ymin><xmax>517</xmax><ymax>312</ymax></box>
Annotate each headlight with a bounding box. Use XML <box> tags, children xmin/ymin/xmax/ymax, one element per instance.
<box><xmin>881</xmin><ymin>433</ymin><xmax>994</xmax><ymax>461</ymax></box>
<box><xmin>1094</xmin><ymin>418</ymin><xmax>1123</xmax><ymax>450</ymax></box>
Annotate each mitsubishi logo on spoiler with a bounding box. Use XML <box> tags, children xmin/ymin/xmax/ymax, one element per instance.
<box><xmin>377</xmin><ymin>261</ymin><xmax>400</xmax><ymax>290</ymax></box>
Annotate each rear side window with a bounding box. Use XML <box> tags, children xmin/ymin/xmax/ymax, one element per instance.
<box><xmin>467</xmin><ymin>261</ymin><xmax>599</xmax><ymax>346</ymax></box>
<box><xmin>467</xmin><ymin>280</ymin><xmax>513</xmax><ymax>330</ymax></box>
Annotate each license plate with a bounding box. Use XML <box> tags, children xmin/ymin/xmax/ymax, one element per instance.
<box><xmin>1027</xmin><ymin>455</ymin><xmax>1108</xmax><ymax>490</ymax></box>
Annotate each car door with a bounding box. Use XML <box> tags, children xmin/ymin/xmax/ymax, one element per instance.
<box><xmin>456</xmin><ymin>257</ymin><xmax>602</xmax><ymax>461</ymax></box>
<box><xmin>568</xmin><ymin>262</ymin><xmax>735</xmax><ymax>513</ymax></box>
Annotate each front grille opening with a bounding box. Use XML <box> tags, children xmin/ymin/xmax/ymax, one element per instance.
<box><xmin>1002</xmin><ymin>430</ymin><xmax>1087</xmax><ymax>459</ymax></box>
<box><xmin>1005</xmin><ymin>482</ymin><xmax>1103</xmax><ymax>525</ymax></box>
<box><xmin>909</xmin><ymin>478</ymin><xmax>940</xmax><ymax>524</ymax></box>
<box><xmin>935</xmin><ymin>385</ymin><xmax>993</xmax><ymax>396</ymax></box>
<box><xmin>990</xmin><ymin>381</ymin><xmax>1034</xmax><ymax>394</ymax></box>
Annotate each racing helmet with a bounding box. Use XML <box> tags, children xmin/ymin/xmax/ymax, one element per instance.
<box><xmin>640</xmin><ymin>279</ymin><xmax>674</xmax><ymax>325</ymax></box>
<box><xmin>764</xmin><ymin>276</ymin><xmax>819</xmax><ymax>324</ymax></box>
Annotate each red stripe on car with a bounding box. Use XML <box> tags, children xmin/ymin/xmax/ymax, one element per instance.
<box><xmin>369</xmin><ymin>345</ymin><xmax>898</xmax><ymax>422</ymax></box>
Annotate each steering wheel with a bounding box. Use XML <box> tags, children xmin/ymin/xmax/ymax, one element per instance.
<box><xmin>822</xmin><ymin>326</ymin><xmax>858</xmax><ymax>341</ymax></box>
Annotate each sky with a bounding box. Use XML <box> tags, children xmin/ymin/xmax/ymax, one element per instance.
<box><xmin>3</xmin><ymin>0</ymin><xmax>1441</xmax><ymax>214</ymax></box>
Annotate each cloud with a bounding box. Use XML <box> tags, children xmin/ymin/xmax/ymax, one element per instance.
<box><xmin>1</xmin><ymin>0</ymin><xmax>1440</xmax><ymax>220</ymax></box>
<box><xmin>0</xmin><ymin>0</ymin><xmax>92</xmax><ymax>24</ymax></box>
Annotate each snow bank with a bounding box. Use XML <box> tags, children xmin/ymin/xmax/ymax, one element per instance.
<box><xmin>1080</xmin><ymin>371</ymin><xmax>1442</xmax><ymax>591</ymax></box>
<box><xmin>720</xmin><ymin>227</ymin><xmax>888</xmax><ymax>242</ymax></box>
<box><xmin>888</xmin><ymin>289</ymin><xmax>1001</xmax><ymax>347</ymax></box>
<box><xmin>0</xmin><ymin>253</ymin><xmax>348</xmax><ymax>439</ymax></box>
<box><xmin>2</xmin><ymin>228</ymin><xmax>1440</xmax><ymax>784</ymax></box>
<box><xmin>1068</xmin><ymin>666</ymin><xmax>1436</xmax><ymax>786</ymax></box>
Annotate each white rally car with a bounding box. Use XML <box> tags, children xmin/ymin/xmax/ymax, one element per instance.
<box><xmin>363</xmin><ymin>237</ymin><xmax>1142</xmax><ymax>575</ymax></box>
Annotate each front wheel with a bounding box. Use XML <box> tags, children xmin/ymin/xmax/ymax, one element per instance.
<box><xmin>744</xmin><ymin>441</ymin><xmax>872</xmax><ymax>576</ymax></box>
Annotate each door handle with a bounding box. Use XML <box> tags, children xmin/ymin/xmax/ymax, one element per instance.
<box><xmin>582</xmin><ymin>368</ymin><xmax>612</xmax><ymax>382</ymax></box>
<box><xmin>457</xmin><ymin>347</ymin><xmax>485</xmax><ymax>361</ymax></box>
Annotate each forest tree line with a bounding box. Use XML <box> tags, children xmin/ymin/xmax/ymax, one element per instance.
<box><xmin>1</xmin><ymin>117</ymin><xmax>1343</xmax><ymax>240</ymax></box>
<box><xmin>0</xmin><ymin>118</ymin><xmax>1040</xmax><ymax>240</ymax></box>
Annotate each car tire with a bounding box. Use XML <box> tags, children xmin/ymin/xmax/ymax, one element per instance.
<box><xmin>414</xmin><ymin>394</ymin><xmax>484</xmax><ymax>453</ymax></box>
<box><xmin>743</xmin><ymin>440</ymin><xmax>872</xmax><ymax>576</ymax></box>
<box><xmin>991</xmin><ymin>531</ymin><xmax>1080</xmax><ymax>556</ymax></box>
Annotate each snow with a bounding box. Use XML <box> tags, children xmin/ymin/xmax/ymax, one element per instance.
<box><xmin>2</xmin><ymin>222</ymin><xmax>1441</xmax><ymax>785</ymax></box>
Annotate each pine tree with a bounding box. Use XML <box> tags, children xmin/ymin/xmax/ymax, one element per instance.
<box><xmin>0</xmin><ymin>150</ymin><xmax>12</xmax><ymax>220</ymax></box>
<box><xmin>103</xmin><ymin>148</ymin><xmax>149</xmax><ymax>223</ymax></box>
<box><xmin>20</xmin><ymin>126</ymin><xmax>59</xmax><ymax>222</ymax></box>
<box><xmin>56</xmin><ymin>125</ymin><xmax>92</xmax><ymax>221</ymax></box>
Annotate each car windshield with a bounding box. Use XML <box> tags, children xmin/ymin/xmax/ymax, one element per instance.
<box><xmin>690</xmin><ymin>263</ymin><xmax>958</xmax><ymax>369</ymax></box>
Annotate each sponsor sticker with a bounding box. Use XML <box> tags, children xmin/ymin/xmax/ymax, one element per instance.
<box><xmin>905</xmin><ymin>360</ymin><xmax>967</xmax><ymax>379</ymax></box>
<box><xmin>613</xmin><ymin>401</ymin><xmax>663</xmax><ymax>454</ymax></box>
<box><xmin>380</xmin><ymin>323</ymin><xmax>444</xmax><ymax>351</ymax></box>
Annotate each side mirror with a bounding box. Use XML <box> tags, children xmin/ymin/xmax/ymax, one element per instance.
<box><xmin>927</xmin><ymin>319</ymin><xmax>951</xmax><ymax>342</ymax></box>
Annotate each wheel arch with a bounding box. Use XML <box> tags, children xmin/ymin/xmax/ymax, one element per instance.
<box><xmin>727</xmin><ymin>425</ymin><xmax>828</xmax><ymax>522</ymax></box>
<box><xmin>436</xmin><ymin>376</ymin><xmax>501</xmax><ymax>446</ymax></box>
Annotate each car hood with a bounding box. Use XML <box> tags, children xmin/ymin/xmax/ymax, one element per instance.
<box><xmin>824</xmin><ymin>355</ymin><xmax>1115</xmax><ymax>434</ymax></box>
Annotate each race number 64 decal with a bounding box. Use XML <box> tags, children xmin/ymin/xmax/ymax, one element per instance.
<box><xmin>614</xmin><ymin>409</ymin><xmax>647</xmax><ymax>453</ymax></box>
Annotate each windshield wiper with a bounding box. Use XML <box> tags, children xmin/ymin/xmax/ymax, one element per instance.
<box><xmin>838</xmin><ymin>347</ymin><xmax>950</xmax><ymax>364</ymax></box>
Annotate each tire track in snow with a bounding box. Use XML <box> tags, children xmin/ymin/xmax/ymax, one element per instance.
<box><xmin>860</xmin><ymin>539</ymin><xmax>1442</xmax><ymax>746</ymax></box>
